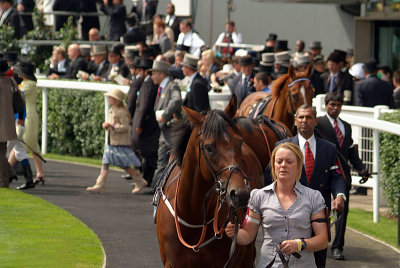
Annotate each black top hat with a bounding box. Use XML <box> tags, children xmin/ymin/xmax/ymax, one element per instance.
<box><xmin>110</xmin><ymin>43</ymin><xmax>124</xmax><ymax>56</ymax></box>
<box><xmin>149</xmin><ymin>44</ymin><xmax>161</xmax><ymax>57</ymax></box>
<box><xmin>333</xmin><ymin>49</ymin><xmax>347</xmax><ymax>63</ymax></box>
<box><xmin>4</xmin><ymin>51</ymin><xmax>18</xmax><ymax>63</ymax></box>
<box><xmin>176</xmin><ymin>44</ymin><xmax>191</xmax><ymax>52</ymax></box>
<box><xmin>131</xmin><ymin>56</ymin><xmax>141</xmax><ymax>68</ymax></box>
<box><xmin>364</xmin><ymin>59</ymin><xmax>378</xmax><ymax>73</ymax></box>
<box><xmin>142</xmin><ymin>48</ymin><xmax>154</xmax><ymax>59</ymax></box>
<box><xmin>138</xmin><ymin>58</ymin><xmax>153</xmax><ymax>69</ymax></box>
<box><xmin>0</xmin><ymin>58</ymin><xmax>10</xmax><ymax>74</ymax></box>
<box><xmin>266</xmin><ymin>33</ymin><xmax>277</xmax><ymax>42</ymax></box>
<box><xmin>14</xmin><ymin>58</ymin><xmax>37</xmax><ymax>82</ymax></box>
<box><xmin>275</xmin><ymin>40</ymin><xmax>289</xmax><ymax>51</ymax></box>
<box><xmin>239</xmin><ymin>55</ymin><xmax>254</xmax><ymax>66</ymax></box>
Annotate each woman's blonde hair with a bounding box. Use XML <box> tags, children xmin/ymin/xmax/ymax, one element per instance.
<box><xmin>270</xmin><ymin>142</ymin><xmax>303</xmax><ymax>182</ymax></box>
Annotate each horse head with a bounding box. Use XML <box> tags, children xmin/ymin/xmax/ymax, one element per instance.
<box><xmin>183</xmin><ymin>105</ymin><xmax>251</xmax><ymax>209</ymax></box>
<box><xmin>287</xmin><ymin>64</ymin><xmax>314</xmax><ymax>114</ymax></box>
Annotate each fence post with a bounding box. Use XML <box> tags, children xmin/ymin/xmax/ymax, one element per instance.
<box><xmin>41</xmin><ymin>88</ymin><xmax>48</xmax><ymax>155</ymax></box>
<box><xmin>313</xmin><ymin>94</ymin><xmax>325</xmax><ymax>116</ymax></box>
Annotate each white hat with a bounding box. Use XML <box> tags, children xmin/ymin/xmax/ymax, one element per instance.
<box><xmin>235</xmin><ymin>49</ymin><xmax>248</xmax><ymax>57</ymax></box>
<box><xmin>349</xmin><ymin>63</ymin><xmax>365</xmax><ymax>80</ymax></box>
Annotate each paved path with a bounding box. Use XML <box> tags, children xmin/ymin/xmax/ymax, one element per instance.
<box><xmin>11</xmin><ymin>159</ymin><xmax>400</xmax><ymax>268</ymax></box>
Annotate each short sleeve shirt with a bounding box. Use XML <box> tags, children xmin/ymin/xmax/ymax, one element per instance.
<box><xmin>248</xmin><ymin>181</ymin><xmax>325</xmax><ymax>268</ymax></box>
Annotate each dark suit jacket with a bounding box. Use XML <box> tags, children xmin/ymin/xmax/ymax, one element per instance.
<box><xmin>355</xmin><ymin>75</ymin><xmax>394</xmax><ymax>108</ymax></box>
<box><xmin>1</xmin><ymin>8</ymin><xmax>21</xmax><ymax>38</ymax></box>
<box><xmin>183</xmin><ymin>73</ymin><xmax>210</xmax><ymax>113</ymax></box>
<box><xmin>131</xmin><ymin>0</ymin><xmax>158</xmax><ymax>22</ymax></box>
<box><xmin>79</xmin><ymin>0</ymin><xmax>100</xmax><ymax>40</ymax></box>
<box><xmin>230</xmin><ymin>72</ymin><xmax>255</xmax><ymax>107</ymax></box>
<box><xmin>100</xmin><ymin>3</ymin><xmax>126</xmax><ymax>41</ymax></box>
<box><xmin>311</xmin><ymin>70</ymin><xmax>324</xmax><ymax>97</ymax></box>
<box><xmin>46</xmin><ymin>59</ymin><xmax>69</xmax><ymax>76</ymax></box>
<box><xmin>104</xmin><ymin>60</ymin><xmax>129</xmax><ymax>80</ymax></box>
<box><xmin>131</xmin><ymin>76</ymin><xmax>160</xmax><ymax>154</ymax></box>
<box><xmin>123</xmin><ymin>26</ymin><xmax>146</xmax><ymax>45</ymax></box>
<box><xmin>128</xmin><ymin>76</ymin><xmax>144</xmax><ymax>118</ymax></box>
<box><xmin>53</xmin><ymin>0</ymin><xmax>77</xmax><ymax>31</ymax></box>
<box><xmin>320</xmin><ymin>71</ymin><xmax>354</xmax><ymax>105</ymax></box>
<box><xmin>166</xmin><ymin>15</ymin><xmax>181</xmax><ymax>41</ymax></box>
<box><xmin>87</xmin><ymin>60</ymin><xmax>110</xmax><ymax>78</ymax></box>
<box><xmin>19</xmin><ymin>0</ymin><xmax>35</xmax><ymax>35</ymax></box>
<box><xmin>315</xmin><ymin>115</ymin><xmax>366</xmax><ymax>188</ymax></box>
<box><xmin>271</xmin><ymin>135</ymin><xmax>346</xmax><ymax>211</ymax></box>
<box><xmin>59</xmin><ymin>56</ymin><xmax>87</xmax><ymax>79</ymax></box>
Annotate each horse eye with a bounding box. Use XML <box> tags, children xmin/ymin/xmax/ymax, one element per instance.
<box><xmin>292</xmin><ymin>94</ymin><xmax>298</xmax><ymax>102</ymax></box>
<box><xmin>204</xmin><ymin>144</ymin><xmax>215</xmax><ymax>155</ymax></box>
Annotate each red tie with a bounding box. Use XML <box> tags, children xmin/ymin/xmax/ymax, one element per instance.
<box><xmin>334</xmin><ymin>119</ymin><xmax>344</xmax><ymax>147</ymax></box>
<box><xmin>156</xmin><ymin>86</ymin><xmax>162</xmax><ymax>105</ymax></box>
<box><xmin>305</xmin><ymin>141</ymin><xmax>314</xmax><ymax>185</ymax></box>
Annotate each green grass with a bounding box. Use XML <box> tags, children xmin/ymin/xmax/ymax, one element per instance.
<box><xmin>0</xmin><ymin>188</ymin><xmax>104</xmax><ymax>267</ymax></box>
<box><xmin>347</xmin><ymin>208</ymin><xmax>399</xmax><ymax>250</ymax></box>
<box><xmin>42</xmin><ymin>153</ymin><xmax>102</xmax><ymax>167</ymax></box>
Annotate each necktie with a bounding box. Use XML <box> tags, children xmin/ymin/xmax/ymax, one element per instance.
<box><xmin>304</xmin><ymin>141</ymin><xmax>314</xmax><ymax>185</ymax></box>
<box><xmin>329</xmin><ymin>75</ymin><xmax>336</xmax><ymax>92</ymax></box>
<box><xmin>241</xmin><ymin>76</ymin><xmax>248</xmax><ymax>98</ymax></box>
<box><xmin>334</xmin><ymin>119</ymin><xmax>344</xmax><ymax>147</ymax></box>
<box><xmin>156</xmin><ymin>86</ymin><xmax>162</xmax><ymax>106</ymax></box>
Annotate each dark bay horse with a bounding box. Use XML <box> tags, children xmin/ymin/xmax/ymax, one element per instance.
<box><xmin>237</xmin><ymin>65</ymin><xmax>314</xmax><ymax>132</ymax></box>
<box><xmin>156</xmin><ymin>106</ymin><xmax>264</xmax><ymax>267</ymax></box>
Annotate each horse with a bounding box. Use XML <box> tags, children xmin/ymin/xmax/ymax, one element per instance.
<box><xmin>237</xmin><ymin>65</ymin><xmax>314</xmax><ymax>132</ymax></box>
<box><xmin>156</xmin><ymin>105</ymin><xmax>264</xmax><ymax>268</ymax></box>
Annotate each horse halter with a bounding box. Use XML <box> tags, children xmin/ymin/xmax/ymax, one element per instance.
<box><xmin>287</xmin><ymin>77</ymin><xmax>311</xmax><ymax>119</ymax></box>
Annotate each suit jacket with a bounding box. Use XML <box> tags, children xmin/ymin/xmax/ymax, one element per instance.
<box><xmin>166</xmin><ymin>15</ymin><xmax>181</xmax><ymax>42</ymax></box>
<box><xmin>128</xmin><ymin>76</ymin><xmax>144</xmax><ymax>118</ymax></box>
<box><xmin>311</xmin><ymin>70</ymin><xmax>324</xmax><ymax>96</ymax></box>
<box><xmin>183</xmin><ymin>73</ymin><xmax>210</xmax><ymax>113</ymax></box>
<box><xmin>230</xmin><ymin>72</ymin><xmax>255</xmax><ymax>107</ymax></box>
<box><xmin>104</xmin><ymin>60</ymin><xmax>129</xmax><ymax>80</ymax></box>
<box><xmin>158</xmin><ymin>33</ymin><xmax>171</xmax><ymax>54</ymax></box>
<box><xmin>320</xmin><ymin>71</ymin><xmax>354</xmax><ymax>105</ymax></box>
<box><xmin>131</xmin><ymin>0</ymin><xmax>158</xmax><ymax>22</ymax></box>
<box><xmin>19</xmin><ymin>0</ymin><xmax>35</xmax><ymax>35</ymax></box>
<box><xmin>79</xmin><ymin>0</ymin><xmax>100</xmax><ymax>40</ymax></box>
<box><xmin>272</xmin><ymin>135</ymin><xmax>346</xmax><ymax>211</ymax></box>
<box><xmin>59</xmin><ymin>56</ymin><xmax>87</xmax><ymax>79</ymax></box>
<box><xmin>355</xmin><ymin>75</ymin><xmax>394</xmax><ymax>108</ymax></box>
<box><xmin>131</xmin><ymin>76</ymin><xmax>160</xmax><ymax>154</ymax></box>
<box><xmin>100</xmin><ymin>3</ymin><xmax>126</xmax><ymax>41</ymax></box>
<box><xmin>46</xmin><ymin>59</ymin><xmax>69</xmax><ymax>76</ymax></box>
<box><xmin>1</xmin><ymin>8</ymin><xmax>21</xmax><ymax>38</ymax></box>
<box><xmin>315</xmin><ymin>115</ymin><xmax>366</xmax><ymax>188</ymax></box>
<box><xmin>87</xmin><ymin>60</ymin><xmax>110</xmax><ymax>78</ymax></box>
<box><xmin>123</xmin><ymin>26</ymin><xmax>146</xmax><ymax>45</ymax></box>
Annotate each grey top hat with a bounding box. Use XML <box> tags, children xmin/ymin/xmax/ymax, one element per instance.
<box><xmin>150</xmin><ymin>60</ymin><xmax>170</xmax><ymax>74</ymax></box>
<box><xmin>91</xmin><ymin>45</ymin><xmax>108</xmax><ymax>56</ymax></box>
<box><xmin>295</xmin><ymin>55</ymin><xmax>310</xmax><ymax>66</ymax></box>
<box><xmin>181</xmin><ymin>54</ymin><xmax>199</xmax><ymax>70</ymax></box>
<box><xmin>274</xmin><ymin>51</ymin><xmax>290</xmax><ymax>66</ymax></box>
<box><xmin>260</xmin><ymin>52</ymin><xmax>274</xmax><ymax>66</ymax></box>
<box><xmin>310</xmin><ymin>41</ymin><xmax>322</xmax><ymax>49</ymax></box>
<box><xmin>313</xmin><ymin>55</ymin><xmax>324</xmax><ymax>63</ymax></box>
<box><xmin>79</xmin><ymin>44</ymin><xmax>92</xmax><ymax>57</ymax></box>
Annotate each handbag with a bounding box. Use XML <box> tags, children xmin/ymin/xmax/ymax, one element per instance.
<box><xmin>11</xmin><ymin>78</ymin><xmax>25</xmax><ymax>114</ymax></box>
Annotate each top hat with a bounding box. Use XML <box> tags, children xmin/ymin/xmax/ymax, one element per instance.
<box><xmin>312</xmin><ymin>55</ymin><xmax>324</xmax><ymax>64</ymax></box>
<box><xmin>333</xmin><ymin>49</ymin><xmax>347</xmax><ymax>63</ymax></box>
<box><xmin>309</xmin><ymin>41</ymin><xmax>322</xmax><ymax>49</ymax></box>
<box><xmin>149</xmin><ymin>44</ymin><xmax>161</xmax><ymax>57</ymax></box>
<box><xmin>364</xmin><ymin>59</ymin><xmax>378</xmax><ymax>73</ymax></box>
<box><xmin>176</xmin><ymin>44</ymin><xmax>191</xmax><ymax>53</ymax></box>
<box><xmin>14</xmin><ymin>59</ymin><xmax>37</xmax><ymax>82</ymax></box>
<box><xmin>275</xmin><ymin>40</ymin><xmax>289</xmax><ymax>51</ymax></box>
<box><xmin>79</xmin><ymin>44</ymin><xmax>92</xmax><ymax>57</ymax></box>
<box><xmin>110</xmin><ymin>43</ymin><xmax>124</xmax><ymax>56</ymax></box>
<box><xmin>138</xmin><ymin>58</ymin><xmax>153</xmax><ymax>69</ymax></box>
<box><xmin>295</xmin><ymin>55</ymin><xmax>310</xmax><ymax>67</ymax></box>
<box><xmin>260</xmin><ymin>52</ymin><xmax>274</xmax><ymax>66</ymax></box>
<box><xmin>239</xmin><ymin>55</ymin><xmax>254</xmax><ymax>66</ymax></box>
<box><xmin>150</xmin><ymin>60</ymin><xmax>170</xmax><ymax>74</ymax></box>
<box><xmin>104</xmin><ymin>88</ymin><xmax>125</xmax><ymax>102</ymax></box>
<box><xmin>4</xmin><ymin>51</ymin><xmax>18</xmax><ymax>63</ymax></box>
<box><xmin>0</xmin><ymin>58</ymin><xmax>10</xmax><ymax>74</ymax></box>
<box><xmin>91</xmin><ymin>45</ymin><xmax>108</xmax><ymax>56</ymax></box>
<box><xmin>274</xmin><ymin>51</ymin><xmax>291</xmax><ymax>67</ymax></box>
<box><xmin>124</xmin><ymin>45</ymin><xmax>139</xmax><ymax>59</ymax></box>
<box><xmin>266</xmin><ymin>33</ymin><xmax>277</xmax><ymax>42</ymax></box>
<box><xmin>181</xmin><ymin>53</ymin><xmax>199</xmax><ymax>70</ymax></box>
<box><xmin>131</xmin><ymin>56</ymin><xmax>141</xmax><ymax>68</ymax></box>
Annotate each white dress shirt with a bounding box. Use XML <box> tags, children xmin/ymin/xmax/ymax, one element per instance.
<box><xmin>176</xmin><ymin>30</ymin><xmax>205</xmax><ymax>57</ymax></box>
<box><xmin>215</xmin><ymin>31</ymin><xmax>243</xmax><ymax>45</ymax></box>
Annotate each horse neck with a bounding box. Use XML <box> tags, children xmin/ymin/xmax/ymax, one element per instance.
<box><xmin>271</xmin><ymin>79</ymin><xmax>295</xmax><ymax>131</ymax></box>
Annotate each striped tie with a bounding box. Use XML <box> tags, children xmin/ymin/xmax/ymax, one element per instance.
<box><xmin>334</xmin><ymin>119</ymin><xmax>344</xmax><ymax>147</ymax></box>
<box><xmin>305</xmin><ymin>141</ymin><xmax>314</xmax><ymax>185</ymax></box>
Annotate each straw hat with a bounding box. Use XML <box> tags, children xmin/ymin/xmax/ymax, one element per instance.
<box><xmin>104</xmin><ymin>88</ymin><xmax>125</xmax><ymax>102</ymax></box>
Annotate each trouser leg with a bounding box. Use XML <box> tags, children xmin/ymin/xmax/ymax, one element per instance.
<box><xmin>332</xmin><ymin>187</ymin><xmax>350</xmax><ymax>250</ymax></box>
<box><xmin>314</xmin><ymin>248</ymin><xmax>327</xmax><ymax>268</ymax></box>
<box><xmin>0</xmin><ymin>142</ymin><xmax>12</xmax><ymax>187</ymax></box>
<box><xmin>141</xmin><ymin>150</ymin><xmax>158</xmax><ymax>186</ymax></box>
<box><xmin>151</xmin><ymin>138</ymin><xmax>170</xmax><ymax>190</ymax></box>
<box><xmin>21</xmin><ymin>159</ymin><xmax>34</xmax><ymax>184</ymax></box>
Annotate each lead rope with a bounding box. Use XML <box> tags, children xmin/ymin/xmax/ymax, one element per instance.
<box><xmin>265</xmin><ymin>244</ymin><xmax>302</xmax><ymax>268</ymax></box>
<box><xmin>223</xmin><ymin>209</ymin><xmax>239</xmax><ymax>268</ymax></box>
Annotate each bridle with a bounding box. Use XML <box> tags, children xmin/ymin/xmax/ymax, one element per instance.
<box><xmin>287</xmin><ymin>77</ymin><xmax>311</xmax><ymax>132</ymax></box>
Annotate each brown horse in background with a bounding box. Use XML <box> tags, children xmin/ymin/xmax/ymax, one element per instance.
<box><xmin>156</xmin><ymin>105</ymin><xmax>264</xmax><ymax>267</ymax></box>
<box><xmin>237</xmin><ymin>65</ymin><xmax>314</xmax><ymax>132</ymax></box>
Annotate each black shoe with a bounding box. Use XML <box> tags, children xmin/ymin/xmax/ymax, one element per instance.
<box><xmin>332</xmin><ymin>248</ymin><xmax>345</xmax><ymax>260</ymax></box>
<box><xmin>121</xmin><ymin>174</ymin><xmax>132</xmax><ymax>180</ymax></box>
<box><xmin>17</xmin><ymin>183</ymin><xmax>35</xmax><ymax>190</ymax></box>
<box><xmin>9</xmin><ymin>175</ymin><xmax>18</xmax><ymax>183</ymax></box>
<box><xmin>33</xmin><ymin>177</ymin><xmax>45</xmax><ymax>185</ymax></box>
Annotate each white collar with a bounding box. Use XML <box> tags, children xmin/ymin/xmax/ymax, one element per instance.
<box><xmin>298</xmin><ymin>134</ymin><xmax>316</xmax><ymax>162</ymax></box>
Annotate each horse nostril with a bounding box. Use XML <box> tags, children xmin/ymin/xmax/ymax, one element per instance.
<box><xmin>229</xmin><ymin>189</ymin><xmax>250</xmax><ymax>208</ymax></box>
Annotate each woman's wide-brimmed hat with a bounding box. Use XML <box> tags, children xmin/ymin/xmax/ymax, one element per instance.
<box><xmin>104</xmin><ymin>88</ymin><xmax>125</xmax><ymax>102</ymax></box>
<box><xmin>14</xmin><ymin>59</ymin><xmax>37</xmax><ymax>81</ymax></box>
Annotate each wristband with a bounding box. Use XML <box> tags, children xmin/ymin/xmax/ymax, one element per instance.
<box><xmin>300</xmin><ymin>238</ymin><xmax>307</xmax><ymax>251</ymax></box>
<box><xmin>295</xmin><ymin>239</ymin><xmax>302</xmax><ymax>252</ymax></box>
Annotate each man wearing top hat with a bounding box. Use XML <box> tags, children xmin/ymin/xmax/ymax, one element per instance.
<box><xmin>264</xmin><ymin>33</ymin><xmax>277</xmax><ymax>53</ymax></box>
<box><xmin>274</xmin><ymin>51</ymin><xmax>291</xmax><ymax>78</ymax></box>
<box><xmin>311</xmin><ymin>55</ymin><xmax>325</xmax><ymax>96</ymax></box>
<box><xmin>131</xmin><ymin>58</ymin><xmax>160</xmax><ymax>186</ymax></box>
<box><xmin>104</xmin><ymin>44</ymin><xmax>130</xmax><ymax>82</ymax></box>
<box><xmin>230</xmin><ymin>55</ymin><xmax>255</xmax><ymax>107</ymax></box>
<box><xmin>149</xmin><ymin>60</ymin><xmax>182</xmax><ymax>193</ymax></box>
<box><xmin>83</xmin><ymin>45</ymin><xmax>110</xmax><ymax>81</ymax></box>
<box><xmin>0</xmin><ymin>0</ymin><xmax>21</xmax><ymax>38</ymax></box>
<box><xmin>181</xmin><ymin>53</ymin><xmax>210</xmax><ymax>112</ymax></box>
<box><xmin>49</xmin><ymin>44</ymin><xmax>87</xmax><ymax>80</ymax></box>
<box><xmin>176</xmin><ymin>19</ymin><xmax>205</xmax><ymax>57</ymax></box>
<box><xmin>294</xmin><ymin>54</ymin><xmax>310</xmax><ymax>72</ymax></box>
<box><xmin>310</xmin><ymin>41</ymin><xmax>324</xmax><ymax>59</ymax></box>
<box><xmin>274</xmin><ymin>40</ymin><xmax>289</xmax><ymax>53</ymax></box>
<box><xmin>123</xmin><ymin>12</ymin><xmax>146</xmax><ymax>45</ymax></box>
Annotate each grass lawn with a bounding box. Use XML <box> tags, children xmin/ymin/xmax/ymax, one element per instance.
<box><xmin>347</xmin><ymin>208</ymin><xmax>399</xmax><ymax>250</ymax></box>
<box><xmin>0</xmin><ymin>188</ymin><xmax>104</xmax><ymax>267</ymax></box>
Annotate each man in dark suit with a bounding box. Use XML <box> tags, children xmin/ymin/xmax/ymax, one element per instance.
<box><xmin>104</xmin><ymin>44</ymin><xmax>129</xmax><ymax>82</ymax></box>
<box><xmin>83</xmin><ymin>45</ymin><xmax>110</xmax><ymax>81</ymax></box>
<box><xmin>315</xmin><ymin>92</ymin><xmax>369</xmax><ymax>261</ymax></box>
<box><xmin>131</xmin><ymin>0</ymin><xmax>158</xmax><ymax>36</ymax></box>
<box><xmin>230</xmin><ymin>55</ymin><xmax>255</xmax><ymax>107</ymax></box>
<box><xmin>131</xmin><ymin>58</ymin><xmax>160</xmax><ymax>186</ymax></box>
<box><xmin>17</xmin><ymin>0</ymin><xmax>34</xmax><ymax>36</ymax></box>
<box><xmin>49</xmin><ymin>44</ymin><xmax>87</xmax><ymax>80</ymax></box>
<box><xmin>149</xmin><ymin>60</ymin><xmax>182</xmax><ymax>192</ymax></box>
<box><xmin>181</xmin><ymin>53</ymin><xmax>210</xmax><ymax>113</ymax></box>
<box><xmin>270</xmin><ymin>104</ymin><xmax>346</xmax><ymax>268</ymax></box>
<box><xmin>165</xmin><ymin>3</ymin><xmax>180</xmax><ymax>42</ymax></box>
<box><xmin>320</xmin><ymin>52</ymin><xmax>354</xmax><ymax>105</ymax></box>
<box><xmin>355</xmin><ymin>59</ymin><xmax>394</xmax><ymax>108</ymax></box>
<box><xmin>0</xmin><ymin>0</ymin><xmax>21</xmax><ymax>38</ymax></box>
<box><xmin>123</xmin><ymin>12</ymin><xmax>146</xmax><ymax>45</ymax></box>
<box><xmin>79</xmin><ymin>0</ymin><xmax>100</xmax><ymax>40</ymax></box>
<box><xmin>100</xmin><ymin>0</ymin><xmax>126</xmax><ymax>41</ymax></box>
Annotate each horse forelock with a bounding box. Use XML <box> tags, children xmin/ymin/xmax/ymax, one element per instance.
<box><xmin>271</xmin><ymin>74</ymin><xmax>290</xmax><ymax>98</ymax></box>
<box><xmin>201</xmin><ymin>110</ymin><xmax>239</xmax><ymax>142</ymax></box>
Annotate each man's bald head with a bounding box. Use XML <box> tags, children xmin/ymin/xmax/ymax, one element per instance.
<box><xmin>89</xmin><ymin>28</ymin><xmax>100</xmax><ymax>41</ymax></box>
<box><xmin>68</xmin><ymin>44</ymin><xmax>81</xmax><ymax>60</ymax></box>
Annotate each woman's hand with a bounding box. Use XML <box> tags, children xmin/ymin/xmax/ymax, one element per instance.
<box><xmin>102</xmin><ymin>122</ymin><xmax>112</xmax><ymax>129</ymax></box>
<box><xmin>224</xmin><ymin>222</ymin><xmax>240</xmax><ymax>239</ymax></box>
<box><xmin>280</xmin><ymin>240</ymin><xmax>299</xmax><ymax>255</ymax></box>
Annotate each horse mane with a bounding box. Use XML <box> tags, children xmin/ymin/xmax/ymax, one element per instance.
<box><xmin>232</xmin><ymin>116</ymin><xmax>255</xmax><ymax>134</ymax></box>
<box><xmin>270</xmin><ymin>73</ymin><xmax>290</xmax><ymax>98</ymax></box>
<box><xmin>171</xmin><ymin>110</ymin><xmax>238</xmax><ymax>167</ymax></box>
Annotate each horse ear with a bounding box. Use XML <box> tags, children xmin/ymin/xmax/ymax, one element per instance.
<box><xmin>288</xmin><ymin>65</ymin><xmax>296</xmax><ymax>79</ymax></box>
<box><xmin>225</xmin><ymin>95</ymin><xmax>237</xmax><ymax>118</ymax></box>
<box><xmin>305</xmin><ymin>63</ymin><xmax>313</xmax><ymax>78</ymax></box>
<box><xmin>182</xmin><ymin>105</ymin><xmax>205</xmax><ymax>126</ymax></box>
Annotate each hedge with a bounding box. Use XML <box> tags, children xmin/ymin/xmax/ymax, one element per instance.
<box><xmin>37</xmin><ymin>88</ymin><xmax>105</xmax><ymax>158</ymax></box>
<box><xmin>379</xmin><ymin>110</ymin><xmax>400</xmax><ymax>217</ymax></box>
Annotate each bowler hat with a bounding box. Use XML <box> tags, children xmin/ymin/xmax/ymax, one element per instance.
<box><xmin>309</xmin><ymin>41</ymin><xmax>322</xmax><ymax>49</ymax></box>
<box><xmin>91</xmin><ymin>45</ymin><xmax>108</xmax><ymax>56</ymax></box>
<box><xmin>181</xmin><ymin>54</ymin><xmax>199</xmax><ymax>70</ymax></box>
<box><xmin>0</xmin><ymin>59</ymin><xmax>10</xmax><ymax>74</ymax></box>
<box><xmin>104</xmin><ymin>88</ymin><xmax>125</xmax><ymax>102</ymax></box>
<box><xmin>4</xmin><ymin>51</ymin><xmax>18</xmax><ymax>63</ymax></box>
<box><xmin>266</xmin><ymin>33</ymin><xmax>277</xmax><ymax>42</ymax></box>
<box><xmin>275</xmin><ymin>40</ymin><xmax>289</xmax><ymax>51</ymax></box>
<box><xmin>239</xmin><ymin>55</ymin><xmax>254</xmax><ymax>66</ymax></box>
<box><xmin>79</xmin><ymin>44</ymin><xmax>91</xmax><ymax>57</ymax></box>
<box><xmin>150</xmin><ymin>60</ymin><xmax>170</xmax><ymax>74</ymax></box>
<box><xmin>14</xmin><ymin>59</ymin><xmax>37</xmax><ymax>82</ymax></box>
<box><xmin>176</xmin><ymin>44</ymin><xmax>191</xmax><ymax>53</ymax></box>
<box><xmin>138</xmin><ymin>58</ymin><xmax>153</xmax><ymax>69</ymax></box>
<box><xmin>364</xmin><ymin>59</ymin><xmax>378</xmax><ymax>73</ymax></box>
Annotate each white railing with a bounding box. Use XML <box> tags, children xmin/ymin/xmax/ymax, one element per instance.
<box><xmin>314</xmin><ymin>94</ymin><xmax>400</xmax><ymax>223</ymax></box>
<box><xmin>37</xmin><ymin>79</ymin><xmax>231</xmax><ymax>155</ymax></box>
